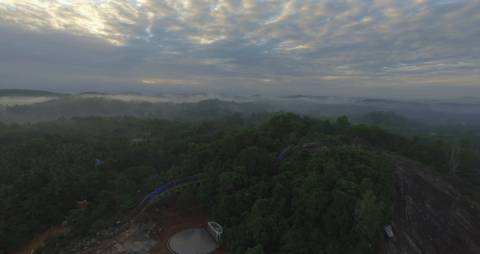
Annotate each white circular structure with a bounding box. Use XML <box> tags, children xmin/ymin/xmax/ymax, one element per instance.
<box><xmin>207</xmin><ymin>221</ymin><xmax>223</xmax><ymax>242</ymax></box>
<box><xmin>168</xmin><ymin>228</ymin><xmax>218</xmax><ymax>254</ymax></box>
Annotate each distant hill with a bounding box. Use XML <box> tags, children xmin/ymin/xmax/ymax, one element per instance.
<box><xmin>0</xmin><ymin>97</ymin><xmax>271</xmax><ymax>123</ymax></box>
<box><xmin>0</xmin><ymin>92</ymin><xmax>479</xmax><ymax>127</ymax></box>
<box><xmin>282</xmin><ymin>94</ymin><xmax>332</xmax><ymax>99</ymax></box>
<box><xmin>0</xmin><ymin>89</ymin><xmax>67</xmax><ymax>97</ymax></box>
<box><xmin>79</xmin><ymin>91</ymin><xmax>108</xmax><ymax>95</ymax></box>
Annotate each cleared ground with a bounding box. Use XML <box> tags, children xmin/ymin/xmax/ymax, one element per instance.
<box><xmin>11</xmin><ymin>225</ymin><xmax>64</xmax><ymax>254</ymax></box>
<box><xmin>150</xmin><ymin>204</ymin><xmax>224</xmax><ymax>254</ymax></box>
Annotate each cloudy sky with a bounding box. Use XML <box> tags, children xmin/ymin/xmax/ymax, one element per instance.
<box><xmin>0</xmin><ymin>0</ymin><xmax>479</xmax><ymax>98</ymax></box>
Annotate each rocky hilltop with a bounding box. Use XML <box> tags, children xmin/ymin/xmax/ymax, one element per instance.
<box><xmin>383</xmin><ymin>156</ymin><xmax>480</xmax><ymax>254</ymax></box>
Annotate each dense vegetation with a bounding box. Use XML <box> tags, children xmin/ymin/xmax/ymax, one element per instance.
<box><xmin>197</xmin><ymin>116</ymin><xmax>394</xmax><ymax>253</ymax></box>
<box><xmin>1</xmin><ymin>113</ymin><xmax>478</xmax><ymax>254</ymax></box>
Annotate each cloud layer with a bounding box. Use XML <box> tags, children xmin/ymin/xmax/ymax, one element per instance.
<box><xmin>0</xmin><ymin>0</ymin><xmax>479</xmax><ymax>97</ymax></box>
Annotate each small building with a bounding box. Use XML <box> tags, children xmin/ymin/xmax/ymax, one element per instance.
<box><xmin>77</xmin><ymin>200</ymin><xmax>89</xmax><ymax>210</ymax></box>
<box><xmin>207</xmin><ymin>221</ymin><xmax>223</xmax><ymax>243</ymax></box>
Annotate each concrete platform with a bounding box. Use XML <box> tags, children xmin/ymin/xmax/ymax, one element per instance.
<box><xmin>168</xmin><ymin>228</ymin><xmax>218</xmax><ymax>254</ymax></box>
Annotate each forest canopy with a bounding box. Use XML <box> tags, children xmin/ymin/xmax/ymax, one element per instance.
<box><xmin>1</xmin><ymin>113</ymin><xmax>478</xmax><ymax>254</ymax></box>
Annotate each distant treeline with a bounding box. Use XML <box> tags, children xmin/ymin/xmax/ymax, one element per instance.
<box><xmin>0</xmin><ymin>97</ymin><xmax>272</xmax><ymax>123</ymax></box>
<box><xmin>0</xmin><ymin>89</ymin><xmax>67</xmax><ymax>97</ymax></box>
<box><xmin>2</xmin><ymin>94</ymin><xmax>480</xmax><ymax>131</ymax></box>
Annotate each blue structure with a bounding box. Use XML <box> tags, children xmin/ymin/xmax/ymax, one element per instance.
<box><xmin>276</xmin><ymin>146</ymin><xmax>291</xmax><ymax>161</ymax></box>
<box><xmin>135</xmin><ymin>175</ymin><xmax>203</xmax><ymax>212</ymax></box>
<box><xmin>95</xmin><ymin>159</ymin><xmax>105</xmax><ymax>167</ymax></box>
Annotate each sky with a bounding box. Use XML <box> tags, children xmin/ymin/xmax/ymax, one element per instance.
<box><xmin>0</xmin><ymin>0</ymin><xmax>479</xmax><ymax>98</ymax></box>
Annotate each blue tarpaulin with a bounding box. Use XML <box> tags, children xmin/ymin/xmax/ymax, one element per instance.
<box><xmin>276</xmin><ymin>146</ymin><xmax>291</xmax><ymax>161</ymax></box>
<box><xmin>137</xmin><ymin>175</ymin><xmax>202</xmax><ymax>209</ymax></box>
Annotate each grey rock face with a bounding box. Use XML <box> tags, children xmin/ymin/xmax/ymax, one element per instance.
<box><xmin>382</xmin><ymin>156</ymin><xmax>480</xmax><ymax>254</ymax></box>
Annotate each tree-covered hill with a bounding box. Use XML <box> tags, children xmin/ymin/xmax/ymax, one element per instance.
<box><xmin>0</xmin><ymin>113</ymin><xmax>478</xmax><ymax>254</ymax></box>
<box><xmin>0</xmin><ymin>89</ymin><xmax>67</xmax><ymax>97</ymax></box>
<box><xmin>0</xmin><ymin>97</ymin><xmax>271</xmax><ymax>123</ymax></box>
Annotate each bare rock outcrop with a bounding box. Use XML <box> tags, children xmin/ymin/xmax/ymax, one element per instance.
<box><xmin>382</xmin><ymin>156</ymin><xmax>480</xmax><ymax>254</ymax></box>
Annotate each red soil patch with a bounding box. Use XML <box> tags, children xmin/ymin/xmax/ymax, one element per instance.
<box><xmin>149</xmin><ymin>204</ymin><xmax>224</xmax><ymax>254</ymax></box>
<box><xmin>10</xmin><ymin>204</ymin><xmax>226</xmax><ymax>254</ymax></box>
<box><xmin>11</xmin><ymin>225</ymin><xmax>65</xmax><ymax>254</ymax></box>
